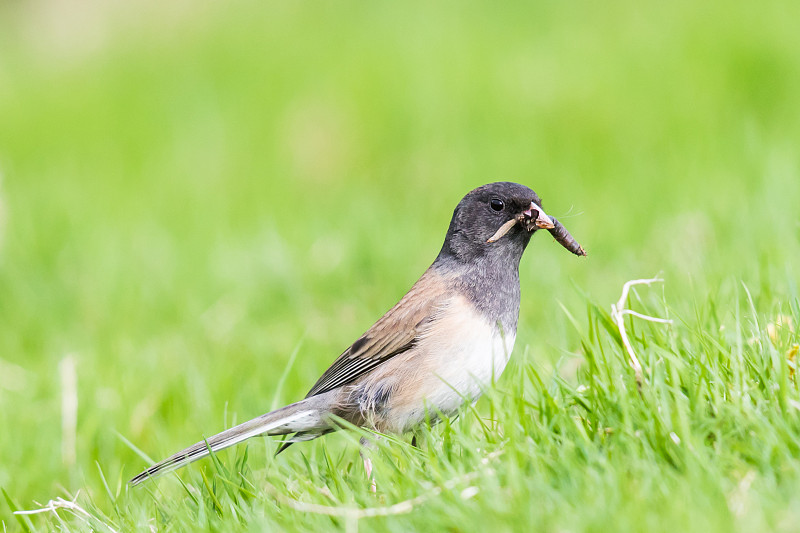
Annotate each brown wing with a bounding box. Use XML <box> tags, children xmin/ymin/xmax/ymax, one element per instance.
<box><xmin>304</xmin><ymin>268</ymin><xmax>450</xmax><ymax>398</ymax></box>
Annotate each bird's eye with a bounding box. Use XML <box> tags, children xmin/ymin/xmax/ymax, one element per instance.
<box><xmin>489</xmin><ymin>198</ymin><xmax>505</xmax><ymax>212</ymax></box>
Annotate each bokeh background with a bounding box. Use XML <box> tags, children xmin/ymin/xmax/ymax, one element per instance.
<box><xmin>0</xmin><ymin>0</ymin><xmax>799</xmax><ymax>526</ymax></box>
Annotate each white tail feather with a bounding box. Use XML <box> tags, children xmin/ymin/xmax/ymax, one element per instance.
<box><xmin>130</xmin><ymin>393</ymin><xmax>336</xmax><ymax>485</ymax></box>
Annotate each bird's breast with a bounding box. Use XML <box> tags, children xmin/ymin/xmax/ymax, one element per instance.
<box><xmin>420</xmin><ymin>294</ymin><xmax>516</xmax><ymax>394</ymax></box>
<box><xmin>356</xmin><ymin>294</ymin><xmax>516</xmax><ymax>434</ymax></box>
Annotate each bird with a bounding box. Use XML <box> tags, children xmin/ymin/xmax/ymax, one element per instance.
<box><xmin>129</xmin><ymin>181</ymin><xmax>585</xmax><ymax>486</ymax></box>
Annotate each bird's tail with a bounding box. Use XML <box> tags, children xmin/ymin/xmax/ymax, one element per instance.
<box><xmin>129</xmin><ymin>392</ymin><xmax>335</xmax><ymax>485</ymax></box>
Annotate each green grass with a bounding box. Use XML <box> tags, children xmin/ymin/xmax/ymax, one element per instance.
<box><xmin>1</xmin><ymin>0</ymin><xmax>799</xmax><ymax>531</ymax></box>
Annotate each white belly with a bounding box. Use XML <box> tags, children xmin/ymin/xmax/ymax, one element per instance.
<box><xmin>379</xmin><ymin>295</ymin><xmax>517</xmax><ymax>433</ymax></box>
<box><xmin>423</xmin><ymin>324</ymin><xmax>516</xmax><ymax>417</ymax></box>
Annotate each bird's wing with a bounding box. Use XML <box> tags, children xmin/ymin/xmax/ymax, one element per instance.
<box><xmin>305</xmin><ymin>268</ymin><xmax>450</xmax><ymax>398</ymax></box>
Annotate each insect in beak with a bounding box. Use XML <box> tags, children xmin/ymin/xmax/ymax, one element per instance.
<box><xmin>486</xmin><ymin>200</ymin><xmax>586</xmax><ymax>257</ymax></box>
<box><xmin>487</xmin><ymin>201</ymin><xmax>554</xmax><ymax>243</ymax></box>
<box><xmin>524</xmin><ymin>202</ymin><xmax>554</xmax><ymax>230</ymax></box>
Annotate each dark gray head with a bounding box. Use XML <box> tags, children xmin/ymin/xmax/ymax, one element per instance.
<box><xmin>437</xmin><ymin>182</ymin><xmax>554</xmax><ymax>266</ymax></box>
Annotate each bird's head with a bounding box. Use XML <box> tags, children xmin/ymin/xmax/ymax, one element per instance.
<box><xmin>439</xmin><ymin>181</ymin><xmax>583</xmax><ymax>264</ymax></box>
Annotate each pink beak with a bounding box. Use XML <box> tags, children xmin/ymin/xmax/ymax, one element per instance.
<box><xmin>524</xmin><ymin>202</ymin><xmax>554</xmax><ymax>229</ymax></box>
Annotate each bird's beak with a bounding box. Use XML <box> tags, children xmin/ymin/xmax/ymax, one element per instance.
<box><xmin>487</xmin><ymin>201</ymin><xmax>557</xmax><ymax>243</ymax></box>
<box><xmin>524</xmin><ymin>202</ymin><xmax>554</xmax><ymax>230</ymax></box>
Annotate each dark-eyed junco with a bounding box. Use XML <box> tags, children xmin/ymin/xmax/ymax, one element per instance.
<box><xmin>130</xmin><ymin>182</ymin><xmax>585</xmax><ymax>485</ymax></box>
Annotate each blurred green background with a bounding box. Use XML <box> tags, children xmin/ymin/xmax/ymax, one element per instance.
<box><xmin>0</xmin><ymin>0</ymin><xmax>798</xmax><ymax>525</ymax></box>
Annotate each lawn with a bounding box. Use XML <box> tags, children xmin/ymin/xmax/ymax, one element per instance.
<box><xmin>1</xmin><ymin>1</ymin><xmax>799</xmax><ymax>531</ymax></box>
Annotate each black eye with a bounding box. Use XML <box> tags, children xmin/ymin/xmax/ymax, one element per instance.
<box><xmin>489</xmin><ymin>198</ymin><xmax>505</xmax><ymax>212</ymax></box>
